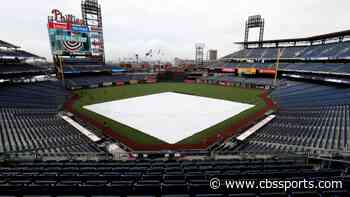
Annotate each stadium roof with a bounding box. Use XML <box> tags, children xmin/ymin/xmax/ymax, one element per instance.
<box><xmin>235</xmin><ymin>29</ymin><xmax>350</xmax><ymax>45</ymax></box>
<box><xmin>0</xmin><ymin>40</ymin><xmax>20</xmax><ymax>49</ymax></box>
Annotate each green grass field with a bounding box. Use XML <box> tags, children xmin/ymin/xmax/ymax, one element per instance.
<box><xmin>73</xmin><ymin>83</ymin><xmax>266</xmax><ymax>145</ymax></box>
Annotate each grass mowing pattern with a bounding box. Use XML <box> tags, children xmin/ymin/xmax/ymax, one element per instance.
<box><xmin>73</xmin><ymin>83</ymin><xmax>265</xmax><ymax>145</ymax></box>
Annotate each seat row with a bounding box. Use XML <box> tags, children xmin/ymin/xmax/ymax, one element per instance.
<box><xmin>0</xmin><ymin>158</ymin><xmax>348</xmax><ymax>196</ymax></box>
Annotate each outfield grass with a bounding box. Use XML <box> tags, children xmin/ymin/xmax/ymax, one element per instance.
<box><xmin>73</xmin><ymin>83</ymin><xmax>266</xmax><ymax>145</ymax></box>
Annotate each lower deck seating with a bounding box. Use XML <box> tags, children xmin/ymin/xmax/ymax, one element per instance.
<box><xmin>234</xmin><ymin>105</ymin><xmax>350</xmax><ymax>154</ymax></box>
<box><xmin>0</xmin><ymin>82</ymin><xmax>69</xmax><ymax>109</ymax></box>
<box><xmin>0</xmin><ymin>158</ymin><xmax>348</xmax><ymax>196</ymax></box>
<box><xmin>201</xmin><ymin>75</ymin><xmax>284</xmax><ymax>88</ymax></box>
<box><xmin>66</xmin><ymin>73</ymin><xmax>153</xmax><ymax>89</ymax></box>
<box><xmin>280</xmin><ymin>63</ymin><xmax>350</xmax><ymax>74</ymax></box>
<box><xmin>0</xmin><ymin>81</ymin><xmax>106</xmax><ymax>157</ymax></box>
<box><xmin>215</xmin><ymin>81</ymin><xmax>350</xmax><ymax>155</ymax></box>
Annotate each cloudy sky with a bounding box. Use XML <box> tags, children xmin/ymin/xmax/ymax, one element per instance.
<box><xmin>1</xmin><ymin>0</ymin><xmax>349</xmax><ymax>62</ymax></box>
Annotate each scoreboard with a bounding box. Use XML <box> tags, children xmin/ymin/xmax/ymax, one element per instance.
<box><xmin>47</xmin><ymin>7</ymin><xmax>104</xmax><ymax>59</ymax></box>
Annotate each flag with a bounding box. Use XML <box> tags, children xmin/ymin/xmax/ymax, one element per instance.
<box><xmin>145</xmin><ymin>49</ymin><xmax>153</xmax><ymax>56</ymax></box>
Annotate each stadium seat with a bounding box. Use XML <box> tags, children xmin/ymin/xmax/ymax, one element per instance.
<box><xmin>161</xmin><ymin>195</ymin><xmax>190</xmax><ymax>197</ymax></box>
<box><xmin>259</xmin><ymin>193</ymin><xmax>289</xmax><ymax>197</ymax></box>
<box><xmin>0</xmin><ymin>82</ymin><xmax>106</xmax><ymax>157</ymax></box>
<box><xmin>215</xmin><ymin>81</ymin><xmax>350</xmax><ymax>155</ymax></box>
<box><xmin>291</xmin><ymin>192</ymin><xmax>321</xmax><ymax>197</ymax></box>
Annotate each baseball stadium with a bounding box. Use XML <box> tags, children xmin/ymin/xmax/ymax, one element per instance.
<box><xmin>0</xmin><ymin>0</ymin><xmax>350</xmax><ymax>196</ymax></box>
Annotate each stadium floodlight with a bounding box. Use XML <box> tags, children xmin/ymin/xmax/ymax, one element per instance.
<box><xmin>244</xmin><ymin>15</ymin><xmax>265</xmax><ymax>48</ymax></box>
<box><xmin>195</xmin><ymin>43</ymin><xmax>205</xmax><ymax>65</ymax></box>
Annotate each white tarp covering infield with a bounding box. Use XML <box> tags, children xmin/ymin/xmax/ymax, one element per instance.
<box><xmin>84</xmin><ymin>92</ymin><xmax>254</xmax><ymax>144</ymax></box>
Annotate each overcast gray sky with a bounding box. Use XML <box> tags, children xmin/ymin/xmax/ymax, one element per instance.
<box><xmin>1</xmin><ymin>0</ymin><xmax>350</xmax><ymax>62</ymax></box>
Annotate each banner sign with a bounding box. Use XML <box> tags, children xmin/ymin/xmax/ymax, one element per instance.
<box><xmin>259</xmin><ymin>68</ymin><xmax>276</xmax><ymax>74</ymax></box>
<box><xmin>72</xmin><ymin>25</ymin><xmax>89</xmax><ymax>33</ymax></box>
<box><xmin>89</xmin><ymin>26</ymin><xmax>102</xmax><ymax>32</ymax></box>
<box><xmin>222</xmin><ymin>68</ymin><xmax>236</xmax><ymax>73</ymax></box>
<box><xmin>238</xmin><ymin>67</ymin><xmax>257</xmax><ymax>75</ymax></box>
<box><xmin>51</xmin><ymin>9</ymin><xmax>85</xmax><ymax>25</ymax></box>
<box><xmin>48</xmin><ymin>22</ymin><xmax>70</xmax><ymax>30</ymax></box>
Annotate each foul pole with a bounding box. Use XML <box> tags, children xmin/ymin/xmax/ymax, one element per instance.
<box><xmin>274</xmin><ymin>48</ymin><xmax>283</xmax><ymax>86</ymax></box>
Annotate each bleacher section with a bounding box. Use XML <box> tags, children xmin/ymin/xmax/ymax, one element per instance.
<box><xmin>199</xmin><ymin>75</ymin><xmax>283</xmax><ymax>89</ymax></box>
<box><xmin>220</xmin><ymin>81</ymin><xmax>350</xmax><ymax>155</ymax></box>
<box><xmin>0</xmin><ymin>49</ymin><xmax>41</xmax><ymax>59</ymax></box>
<box><xmin>221</xmin><ymin>63</ymin><xmax>274</xmax><ymax>69</ymax></box>
<box><xmin>66</xmin><ymin>73</ymin><xmax>156</xmax><ymax>90</ymax></box>
<box><xmin>0</xmin><ymin>62</ymin><xmax>48</xmax><ymax>75</ymax></box>
<box><xmin>0</xmin><ymin>40</ymin><xmax>48</xmax><ymax>75</ymax></box>
<box><xmin>0</xmin><ymin>82</ymin><xmax>106</xmax><ymax>157</ymax></box>
<box><xmin>62</xmin><ymin>58</ymin><xmax>125</xmax><ymax>74</ymax></box>
<box><xmin>0</xmin><ymin>158</ymin><xmax>348</xmax><ymax>196</ymax></box>
<box><xmin>224</xmin><ymin>41</ymin><xmax>350</xmax><ymax>60</ymax></box>
<box><xmin>270</xmin><ymin>82</ymin><xmax>350</xmax><ymax>108</ymax></box>
<box><xmin>0</xmin><ymin>82</ymin><xmax>68</xmax><ymax>109</ymax></box>
<box><xmin>219</xmin><ymin>35</ymin><xmax>350</xmax><ymax>76</ymax></box>
<box><xmin>219</xmin><ymin>62</ymin><xmax>350</xmax><ymax>75</ymax></box>
<box><xmin>63</xmin><ymin>64</ymin><xmax>125</xmax><ymax>74</ymax></box>
<box><xmin>280</xmin><ymin>63</ymin><xmax>350</xmax><ymax>75</ymax></box>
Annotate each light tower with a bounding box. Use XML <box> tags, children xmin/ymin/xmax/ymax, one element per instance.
<box><xmin>195</xmin><ymin>43</ymin><xmax>205</xmax><ymax>65</ymax></box>
<box><xmin>244</xmin><ymin>15</ymin><xmax>265</xmax><ymax>48</ymax></box>
<box><xmin>81</xmin><ymin>0</ymin><xmax>105</xmax><ymax>63</ymax></box>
